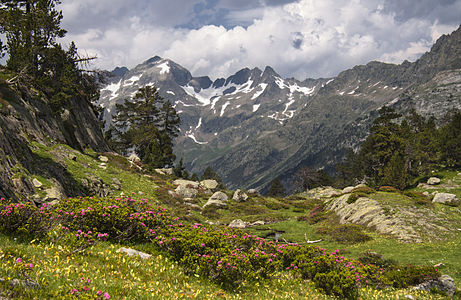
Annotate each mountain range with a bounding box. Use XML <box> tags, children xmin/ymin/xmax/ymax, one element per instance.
<box><xmin>98</xmin><ymin>25</ymin><xmax>461</xmax><ymax>192</ymax></box>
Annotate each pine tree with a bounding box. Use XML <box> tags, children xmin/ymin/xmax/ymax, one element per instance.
<box><xmin>200</xmin><ymin>166</ymin><xmax>225</xmax><ymax>188</ymax></box>
<box><xmin>267</xmin><ymin>178</ymin><xmax>286</xmax><ymax>197</ymax></box>
<box><xmin>439</xmin><ymin>111</ymin><xmax>461</xmax><ymax>167</ymax></box>
<box><xmin>174</xmin><ymin>158</ymin><xmax>185</xmax><ymax>178</ymax></box>
<box><xmin>0</xmin><ymin>0</ymin><xmax>67</xmax><ymax>75</ymax></box>
<box><xmin>190</xmin><ymin>173</ymin><xmax>199</xmax><ymax>182</ymax></box>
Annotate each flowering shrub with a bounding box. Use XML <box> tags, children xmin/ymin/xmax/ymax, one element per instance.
<box><xmin>378</xmin><ymin>186</ymin><xmax>400</xmax><ymax>193</ymax></box>
<box><xmin>0</xmin><ymin>196</ymin><xmax>441</xmax><ymax>297</ymax></box>
<box><xmin>0</xmin><ymin>198</ymin><xmax>53</xmax><ymax>237</ymax></box>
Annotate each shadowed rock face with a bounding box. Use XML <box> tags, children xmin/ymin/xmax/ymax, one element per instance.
<box><xmin>0</xmin><ymin>77</ymin><xmax>109</xmax><ymax>201</ymax></box>
<box><xmin>99</xmin><ymin>26</ymin><xmax>461</xmax><ymax>192</ymax></box>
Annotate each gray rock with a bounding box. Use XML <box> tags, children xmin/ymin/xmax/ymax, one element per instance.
<box><xmin>342</xmin><ymin>186</ymin><xmax>355</xmax><ymax>193</ymax></box>
<box><xmin>112</xmin><ymin>178</ymin><xmax>121</xmax><ymax>186</ymax></box>
<box><xmin>414</xmin><ymin>275</ymin><xmax>456</xmax><ymax>297</ymax></box>
<box><xmin>229</xmin><ymin>219</ymin><xmax>248</xmax><ymax>229</ymax></box>
<box><xmin>98</xmin><ymin>162</ymin><xmax>107</xmax><ymax>169</ymax></box>
<box><xmin>44</xmin><ymin>186</ymin><xmax>65</xmax><ymax>201</ymax></box>
<box><xmin>175</xmin><ymin>185</ymin><xmax>197</xmax><ymax>198</ymax></box>
<box><xmin>155</xmin><ymin>168</ymin><xmax>174</xmax><ymax>175</ymax></box>
<box><xmin>117</xmin><ymin>247</ymin><xmax>151</xmax><ymax>260</ymax></box>
<box><xmin>250</xmin><ymin>220</ymin><xmax>265</xmax><ymax>226</ymax></box>
<box><xmin>427</xmin><ymin>177</ymin><xmax>441</xmax><ymax>185</ymax></box>
<box><xmin>32</xmin><ymin>178</ymin><xmax>43</xmax><ymax>188</ymax></box>
<box><xmin>98</xmin><ymin>155</ymin><xmax>109</xmax><ymax>162</ymax></box>
<box><xmin>128</xmin><ymin>153</ymin><xmax>141</xmax><ymax>163</ymax></box>
<box><xmin>173</xmin><ymin>179</ymin><xmax>200</xmax><ymax>189</ymax></box>
<box><xmin>247</xmin><ymin>189</ymin><xmax>259</xmax><ymax>194</ymax></box>
<box><xmin>203</xmin><ymin>191</ymin><xmax>228</xmax><ymax>208</ymax></box>
<box><xmin>81</xmin><ymin>175</ymin><xmax>112</xmax><ymax>197</ymax></box>
<box><xmin>432</xmin><ymin>193</ymin><xmax>459</xmax><ymax>206</ymax></box>
<box><xmin>200</xmin><ymin>179</ymin><xmax>219</xmax><ymax>191</ymax></box>
<box><xmin>233</xmin><ymin>189</ymin><xmax>248</xmax><ymax>202</ymax></box>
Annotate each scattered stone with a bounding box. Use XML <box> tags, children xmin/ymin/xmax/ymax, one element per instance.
<box><xmin>173</xmin><ymin>179</ymin><xmax>200</xmax><ymax>189</ymax></box>
<box><xmin>117</xmin><ymin>247</ymin><xmax>151</xmax><ymax>260</ymax></box>
<box><xmin>175</xmin><ymin>185</ymin><xmax>197</xmax><ymax>198</ymax></box>
<box><xmin>229</xmin><ymin>219</ymin><xmax>248</xmax><ymax>229</ymax></box>
<box><xmin>434</xmin><ymin>263</ymin><xmax>444</xmax><ymax>268</ymax></box>
<box><xmin>68</xmin><ymin>153</ymin><xmax>77</xmax><ymax>161</ymax></box>
<box><xmin>250</xmin><ymin>220</ymin><xmax>265</xmax><ymax>226</ymax></box>
<box><xmin>427</xmin><ymin>177</ymin><xmax>441</xmax><ymax>185</ymax></box>
<box><xmin>404</xmin><ymin>295</ymin><xmax>414</xmax><ymax>300</ymax></box>
<box><xmin>155</xmin><ymin>168</ymin><xmax>173</xmax><ymax>175</ymax></box>
<box><xmin>112</xmin><ymin>178</ymin><xmax>122</xmax><ymax>190</ymax></box>
<box><xmin>32</xmin><ymin>178</ymin><xmax>43</xmax><ymax>188</ymax></box>
<box><xmin>200</xmin><ymin>179</ymin><xmax>219</xmax><ymax>191</ymax></box>
<box><xmin>203</xmin><ymin>191</ymin><xmax>228</xmax><ymax>208</ymax></box>
<box><xmin>138</xmin><ymin>191</ymin><xmax>145</xmax><ymax>195</ymax></box>
<box><xmin>10</xmin><ymin>278</ymin><xmax>40</xmax><ymax>289</ymax></box>
<box><xmin>99</xmin><ymin>162</ymin><xmax>107</xmax><ymax>169</ymax></box>
<box><xmin>184</xmin><ymin>202</ymin><xmax>201</xmax><ymax>209</ymax></box>
<box><xmin>342</xmin><ymin>186</ymin><xmax>355</xmax><ymax>193</ymax></box>
<box><xmin>128</xmin><ymin>153</ymin><xmax>141</xmax><ymax>163</ymax></box>
<box><xmin>305</xmin><ymin>186</ymin><xmax>341</xmax><ymax>199</ymax></box>
<box><xmin>44</xmin><ymin>186</ymin><xmax>65</xmax><ymax>201</ymax></box>
<box><xmin>414</xmin><ymin>275</ymin><xmax>456</xmax><ymax>297</ymax></box>
<box><xmin>432</xmin><ymin>193</ymin><xmax>459</xmax><ymax>206</ymax></box>
<box><xmin>98</xmin><ymin>155</ymin><xmax>109</xmax><ymax>162</ymax></box>
<box><xmin>247</xmin><ymin>189</ymin><xmax>259</xmax><ymax>195</ymax></box>
<box><xmin>422</xmin><ymin>191</ymin><xmax>429</xmax><ymax>196</ymax></box>
<box><xmin>233</xmin><ymin>189</ymin><xmax>249</xmax><ymax>202</ymax></box>
<box><xmin>81</xmin><ymin>175</ymin><xmax>112</xmax><ymax>197</ymax></box>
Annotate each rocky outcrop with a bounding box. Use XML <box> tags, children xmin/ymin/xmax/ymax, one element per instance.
<box><xmin>81</xmin><ymin>175</ymin><xmax>112</xmax><ymax>198</ymax></box>
<box><xmin>326</xmin><ymin>194</ymin><xmax>421</xmax><ymax>242</ymax></box>
<box><xmin>203</xmin><ymin>191</ymin><xmax>228</xmax><ymax>208</ymax></box>
<box><xmin>414</xmin><ymin>275</ymin><xmax>456</xmax><ymax>297</ymax></box>
<box><xmin>427</xmin><ymin>177</ymin><xmax>441</xmax><ymax>185</ymax></box>
<box><xmin>200</xmin><ymin>179</ymin><xmax>219</xmax><ymax>191</ymax></box>
<box><xmin>173</xmin><ymin>179</ymin><xmax>200</xmax><ymax>189</ymax></box>
<box><xmin>174</xmin><ymin>185</ymin><xmax>197</xmax><ymax>199</ymax></box>
<box><xmin>432</xmin><ymin>193</ymin><xmax>460</xmax><ymax>206</ymax></box>
<box><xmin>117</xmin><ymin>247</ymin><xmax>152</xmax><ymax>260</ymax></box>
<box><xmin>304</xmin><ymin>186</ymin><xmax>341</xmax><ymax>199</ymax></box>
<box><xmin>233</xmin><ymin>189</ymin><xmax>248</xmax><ymax>202</ymax></box>
<box><xmin>0</xmin><ymin>74</ymin><xmax>108</xmax><ymax>201</ymax></box>
<box><xmin>229</xmin><ymin>219</ymin><xmax>248</xmax><ymax>229</ymax></box>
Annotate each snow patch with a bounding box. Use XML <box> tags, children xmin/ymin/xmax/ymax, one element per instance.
<box><xmin>325</xmin><ymin>79</ymin><xmax>334</xmax><ymax>85</ymax></box>
<box><xmin>339</xmin><ymin>91</ymin><xmax>345</xmax><ymax>96</ymax></box>
<box><xmin>251</xmin><ymin>83</ymin><xmax>268</xmax><ymax>100</ymax></box>
<box><xmin>101</xmin><ymin>80</ymin><xmax>122</xmax><ymax>100</ymax></box>
<box><xmin>195</xmin><ymin>117</ymin><xmax>202</xmax><ymax>130</ymax></box>
<box><xmin>124</xmin><ymin>75</ymin><xmax>141</xmax><ymax>86</ymax></box>
<box><xmin>166</xmin><ymin>90</ymin><xmax>175</xmax><ymax>95</ymax></box>
<box><xmin>157</xmin><ymin>62</ymin><xmax>170</xmax><ymax>74</ymax></box>
<box><xmin>253</xmin><ymin>104</ymin><xmax>261</xmax><ymax>112</ymax></box>
<box><xmin>188</xmin><ymin>134</ymin><xmax>208</xmax><ymax>145</ymax></box>
<box><xmin>220</xmin><ymin>101</ymin><xmax>230</xmax><ymax>117</ymax></box>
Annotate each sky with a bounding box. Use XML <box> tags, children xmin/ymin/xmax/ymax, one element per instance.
<box><xmin>56</xmin><ymin>0</ymin><xmax>460</xmax><ymax>79</ymax></box>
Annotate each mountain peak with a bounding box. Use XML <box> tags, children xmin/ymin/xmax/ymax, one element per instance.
<box><xmin>144</xmin><ymin>55</ymin><xmax>163</xmax><ymax>65</ymax></box>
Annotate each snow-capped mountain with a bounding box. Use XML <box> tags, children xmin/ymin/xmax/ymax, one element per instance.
<box><xmin>98</xmin><ymin>25</ymin><xmax>461</xmax><ymax>192</ymax></box>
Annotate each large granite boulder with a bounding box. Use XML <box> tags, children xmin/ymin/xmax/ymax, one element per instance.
<box><xmin>233</xmin><ymin>189</ymin><xmax>248</xmax><ymax>202</ymax></box>
<box><xmin>427</xmin><ymin>177</ymin><xmax>441</xmax><ymax>185</ymax></box>
<box><xmin>432</xmin><ymin>193</ymin><xmax>459</xmax><ymax>206</ymax></box>
<box><xmin>229</xmin><ymin>219</ymin><xmax>248</xmax><ymax>229</ymax></box>
<box><xmin>203</xmin><ymin>191</ymin><xmax>228</xmax><ymax>208</ymax></box>
<box><xmin>200</xmin><ymin>179</ymin><xmax>219</xmax><ymax>191</ymax></box>
<box><xmin>174</xmin><ymin>185</ymin><xmax>197</xmax><ymax>198</ymax></box>
<box><xmin>173</xmin><ymin>179</ymin><xmax>200</xmax><ymax>189</ymax></box>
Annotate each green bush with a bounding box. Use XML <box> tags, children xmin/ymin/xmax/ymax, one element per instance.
<box><xmin>346</xmin><ymin>193</ymin><xmax>360</xmax><ymax>204</ymax></box>
<box><xmin>357</xmin><ymin>251</ymin><xmax>396</xmax><ymax>269</ymax></box>
<box><xmin>314</xmin><ymin>271</ymin><xmax>357</xmax><ymax>299</ymax></box>
<box><xmin>384</xmin><ymin>265</ymin><xmax>440</xmax><ymax>288</ymax></box>
<box><xmin>351</xmin><ymin>186</ymin><xmax>376</xmax><ymax>194</ymax></box>
<box><xmin>318</xmin><ymin>224</ymin><xmax>371</xmax><ymax>244</ymax></box>
<box><xmin>378</xmin><ymin>186</ymin><xmax>400</xmax><ymax>193</ymax></box>
<box><xmin>402</xmin><ymin>191</ymin><xmax>432</xmax><ymax>206</ymax></box>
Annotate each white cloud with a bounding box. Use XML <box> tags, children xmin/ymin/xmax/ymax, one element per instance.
<box><xmin>60</xmin><ymin>0</ymin><xmax>460</xmax><ymax>79</ymax></box>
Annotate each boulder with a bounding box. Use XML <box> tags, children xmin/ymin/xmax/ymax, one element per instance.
<box><xmin>233</xmin><ymin>189</ymin><xmax>248</xmax><ymax>202</ymax></box>
<box><xmin>98</xmin><ymin>162</ymin><xmax>107</xmax><ymax>170</ymax></box>
<box><xmin>117</xmin><ymin>247</ymin><xmax>151</xmax><ymax>260</ymax></box>
<box><xmin>414</xmin><ymin>275</ymin><xmax>456</xmax><ymax>297</ymax></box>
<box><xmin>250</xmin><ymin>220</ymin><xmax>265</xmax><ymax>226</ymax></box>
<box><xmin>154</xmin><ymin>168</ymin><xmax>173</xmax><ymax>175</ymax></box>
<box><xmin>342</xmin><ymin>186</ymin><xmax>355</xmax><ymax>193</ymax></box>
<box><xmin>128</xmin><ymin>153</ymin><xmax>141</xmax><ymax>163</ymax></box>
<box><xmin>432</xmin><ymin>193</ymin><xmax>459</xmax><ymax>206</ymax></box>
<box><xmin>81</xmin><ymin>175</ymin><xmax>112</xmax><ymax>197</ymax></box>
<box><xmin>44</xmin><ymin>186</ymin><xmax>65</xmax><ymax>201</ymax></box>
<box><xmin>32</xmin><ymin>178</ymin><xmax>43</xmax><ymax>188</ymax></box>
<box><xmin>203</xmin><ymin>191</ymin><xmax>228</xmax><ymax>208</ymax></box>
<box><xmin>98</xmin><ymin>155</ymin><xmax>109</xmax><ymax>162</ymax></box>
<box><xmin>229</xmin><ymin>219</ymin><xmax>248</xmax><ymax>229</ymax></box>
<box><xmin>305</xmin><ymin>186</ymin><xmax>341</xmax><ymax>199</ymax></box>
<box><xmin>175</xmin><ymin>185</ymin><xmax>197</xmax><ymax>198</ymax></box>
<box><xmin>200</xmin><ymin>179</ymin><xmax>219</xmax><ymax>191</ymax></box>
<box><xmin>112</xmin><ymin>178</ymin><xmax>122</xmax><ymax>190</ymax></box>
<box><xmin>173</xmin><ymin>179</ymin><xmax>200</xmax><ymax>189</ymax></box>
<box><xmin>247</xmin><ymin>189</ymin><xmax>259</xmax><ymax>195</ymax></box>
<box><xmin>427</xmin><ymin>177</ymin><xmax>441</xmax><ymax>185</ymax></box>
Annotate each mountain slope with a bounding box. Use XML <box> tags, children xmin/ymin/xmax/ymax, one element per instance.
<box><xmin>98</xmin><ymin>25</ymin><xmax>461</xmax><ymax>192</ymax></box>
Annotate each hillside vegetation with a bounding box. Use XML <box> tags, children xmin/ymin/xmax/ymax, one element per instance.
<box><xmin>1</xmin><ymin>144</ymin><xmax>460</xmax><ymax>299</ymax></box>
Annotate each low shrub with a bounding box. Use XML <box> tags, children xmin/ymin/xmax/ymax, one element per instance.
<box><xmin>384</xmin><ymin>265</ymin><xmax>440</xmax><ymax>288</ymax></box>
<box><xmin>357</xmin><ymin>251</ymin><xmax>396</xmax><ymax>269</ymax></box>
<box><xmin>351</xmin><ymin>187</ymin><xmax>376</xmax><ymax>194</ymax></box>
<box><xmin>317</xmin><ymin>224</ymin><xmax>371</xmax><ymax>244</ymax></box>
<box><xmin>346</xmin><ymin>193</ymin><xmax>359</xmax><ymax>204</ymax></box>
<box><xmin>297</xmin><ymin>205</ymin><xmax>327</xmax><ymax>224</ymax></box>
<box><xmin>379</xmin><ymin>186</ymin><xmax>400</xmax><ymax>193</ymax></box>
<box><xmin>402</xmin><ymin>191</ymin><xmax>432</xmax><ymax>206</ymax></box>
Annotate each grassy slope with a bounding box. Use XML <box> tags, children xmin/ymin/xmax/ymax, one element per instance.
<box><xmin>2</xmin><ymin>143</ymin><xmax>460</xmax><ymax>299</ymax></box>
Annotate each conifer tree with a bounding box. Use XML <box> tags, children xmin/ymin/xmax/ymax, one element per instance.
<box><xmin>112</xmin><ymin>85</ymin><xmax>181</xmax><ymax>170</ymax></box>
<box><xmin>267</xmin><ymin>178</ymin><xmax>286</xmax><ymax>197</ymax></box>
<box><xmin>439</xmin><ymin>110</ymin><xmax>461</xmax><ymax>167</ymax></box>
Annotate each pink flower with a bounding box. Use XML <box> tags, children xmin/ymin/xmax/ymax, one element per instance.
<box><xmin>16</xmin><ymin>258</ymin><xmax>22</xmax><ymax>263</ymax></box>
<box><xmin>104</xmin><ymin>292</ymin><xmax>110</xmax><ymax>299</ymax></box>
<box><xmin>97</xmin><ymin>290</ymin><xmax>102</xmax><ymax>295</ymax></box>
<box><xmin>29</xmin><ymin>263</ymin><xmax>33</xmax><ymax>268</ymax></box>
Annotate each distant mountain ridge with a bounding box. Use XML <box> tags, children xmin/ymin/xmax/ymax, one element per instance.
<box><xmin>98</xmin><ymin>25</ymin><xmax>461</xmax><ymax>192</ymax></box>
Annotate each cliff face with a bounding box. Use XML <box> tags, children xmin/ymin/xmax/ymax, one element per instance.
<box><xmin>0</xmin><ymin>73</ymin><xmax>109</xmax><ymax>201</ymax></box>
